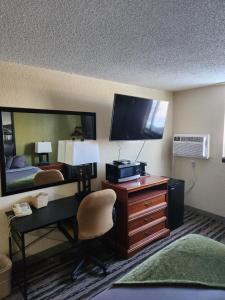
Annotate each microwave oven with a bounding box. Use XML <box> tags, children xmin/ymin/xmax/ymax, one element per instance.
<box><xmin>106</xmin><ymin>162</ymin><xmax>141</xmax><ymax>183</ymax></box>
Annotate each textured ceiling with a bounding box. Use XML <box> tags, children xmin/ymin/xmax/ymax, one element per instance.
<box><xmin>1</xmin><ymin>0</ymin><xmax>225</xmax><ymax>91</ymax></box>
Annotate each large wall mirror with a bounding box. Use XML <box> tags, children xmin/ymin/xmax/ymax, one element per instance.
<box><xmin>0</xmin><ymin>107</ymin><xmax>96</xmax><ymax>196</ymax></box>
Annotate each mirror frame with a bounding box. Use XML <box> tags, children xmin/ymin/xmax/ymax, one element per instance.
<box><xmin>0</xmin><ymin>107</ymin><xmax>97</xmax><ymax>196</ymax></box>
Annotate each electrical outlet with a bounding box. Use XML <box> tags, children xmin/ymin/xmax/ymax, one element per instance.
<box><xmin>191</xmin><ymin>160</ymin><xmax>196</xmax><ymax>168</ymax></box>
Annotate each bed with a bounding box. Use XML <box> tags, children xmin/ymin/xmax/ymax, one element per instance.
<box><xmin>93</xmin><ymin>234</ymin><xmax>225</xmax><ymax>300</ymax></box>
<box><xmin>93</xmin><ymin>286</ymin><xmax>225</xmax><ymax>300</ymax></box>
<box><xmin>6</xmin><ymin>166</ymin><xmax>41</xmax><ymax>190</ymax></box>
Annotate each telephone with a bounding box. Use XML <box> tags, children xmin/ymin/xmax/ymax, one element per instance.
<box><xmin>12</xmin><ymin>202</ymin><xmax>32</xmax><ymax>217</ymax></box>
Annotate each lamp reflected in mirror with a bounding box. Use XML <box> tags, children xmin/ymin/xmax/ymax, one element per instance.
<box><xmin>35</xmin><ymin>141</ymin><xmax>52</xmax><ymax>165</ymax></box>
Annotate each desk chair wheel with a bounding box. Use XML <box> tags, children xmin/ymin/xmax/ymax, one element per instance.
<box><xmin>88</xmin><ymin>254</ymin><xmax>108</xmax><ymax>276</ymax></box>
<box><xmin>71</xmin><ymin>258</ymin><xmax>85</xmax><ymax>281</ymax></box>
<box><xmin>71</xmin><ymin>274</ymin><xmax>78</xmax><ymax>281</ymax></box>
<box><xmin>103</xmin><ymin>268</ymin><xmax>108</xmax><ymax>276</ymax></box>
<box><xmin>70</xmin><ymin>255</ymin><xmax>108</xmax><ymax>281</ymax></box>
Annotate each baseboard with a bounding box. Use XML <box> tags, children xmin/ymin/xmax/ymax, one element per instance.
<box><xmin>185</xmin><ymin>205</ymin><xmax>225</xmax><ymax>224</ymax></box>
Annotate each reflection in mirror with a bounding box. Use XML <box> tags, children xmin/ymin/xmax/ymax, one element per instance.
<box><xmin>0</xmin><ymin>109</ymin><xmax>96</xmax><ymax>195</ymax></box>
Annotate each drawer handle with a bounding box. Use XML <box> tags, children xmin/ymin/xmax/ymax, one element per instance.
<box><xmin>144</xmin><ymin>217</ymin><xmax>153</xmax><ymax>222</ymax></box>
<box><xmin>144</xmin><ymin>202</ymin><xmax>150</xmax><ymax>207</ymax></box>
<box><xmin>144</xmin><ymin>231</ymin><xmax>149</xmax><ymax>236</ymax></box>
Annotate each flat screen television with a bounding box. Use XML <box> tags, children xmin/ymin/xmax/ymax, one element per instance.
<box><xmin>110</xmin><ymin>94</ymin><xmax>169</xmax><ymax>141</ymax></box>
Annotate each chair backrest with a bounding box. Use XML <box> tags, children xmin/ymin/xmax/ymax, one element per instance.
<box><xmin>34</xmin><ymin>169</ymin><xmax>64</xmax><ymax>185</ymax></box>
<box><xmin>77</xmin><ymin>189</ymin><xmax>116</xmax><ymax>240</ymax></box>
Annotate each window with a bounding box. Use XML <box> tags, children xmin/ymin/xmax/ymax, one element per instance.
<box><xmin>222</xmin><ymin>113</ymin><xmax>225</xmax><ymax>162</ymax></box>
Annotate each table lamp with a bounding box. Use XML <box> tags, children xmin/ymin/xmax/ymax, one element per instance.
<box><xmin>35</xmin><ymin>141</ymin><xmax>52</xmax><ymax>165</ymax></box>
<box><xmin>58</xmin><ymin>140</ymin><xmax>100</xmax><ymax>196</ymax></box>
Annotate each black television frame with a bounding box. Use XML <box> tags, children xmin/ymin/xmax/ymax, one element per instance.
<box><xmin>0</xmin><ymin>107</ymin><xmax>97</xmax><ymax>196</ymax></box>
<box><xmin>109</xmin><ymin>94</ymin><xmax>168</xmax><ymax>141</ymax></box>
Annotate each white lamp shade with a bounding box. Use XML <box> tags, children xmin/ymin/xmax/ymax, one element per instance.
<box><xmin>58</xmin><ymin>140</ymin><xmax>66</xmax><ymax>163</ymax></box>
<box><xmin>35</xmin><ymin>142</ymin><xmax>52</xmax><ymax>153</ymax></box>
<box><xmin>57</xmin><ymin>140</ymin><xmax>100</xmax><ymax>165</ymax></box>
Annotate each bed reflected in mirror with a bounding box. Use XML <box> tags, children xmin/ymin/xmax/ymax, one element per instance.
<box><xmin>0</xmin><ymin>108</ymin><xmax>96</xmax><ymax>196</ymax></box>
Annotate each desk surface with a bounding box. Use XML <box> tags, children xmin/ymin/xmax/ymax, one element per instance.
<box><xmin>6</xmin><ymin>196</ymin><xmax>78</xmax><ymax>234</ymax></box>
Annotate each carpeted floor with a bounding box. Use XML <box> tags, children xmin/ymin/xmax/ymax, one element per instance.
<box><xmin>8</xmin><ymin>207</ymin><xmax>225</xmax><ymax>300</ymax></box>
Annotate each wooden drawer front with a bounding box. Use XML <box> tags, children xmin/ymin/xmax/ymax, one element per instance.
<box><xmin>128</xmin><ymin>208</ymin><xmax>166</xmax><ymax>232</ymax></box>
<box><xmin>129</xmin><ymin>220</ymin><xmax>166</xmax><ymax>246</ymax></box>
<box><xmin>128</xmin><ymin>194</ymin><xmax>166</xmax><ymax>215</ymax></box>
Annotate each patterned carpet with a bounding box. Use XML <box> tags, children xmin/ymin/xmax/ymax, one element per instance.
<box><xmin>9</xmin><ymin>207</ymin><xmax>225</xmax><ymax>300</ymax></box>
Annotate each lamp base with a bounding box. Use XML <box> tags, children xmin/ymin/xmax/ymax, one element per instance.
<box><xmin>38</xmin><ymin>153</ymin><xmax>50</xmax><ymax>165</ymax></box>
<box><xmin>75</xmin><ymin>165</ymin><xmax>92</xmax><ymax>200</ymax></box>
<box><xmin>75</xmin><ymin>190</ymin><xmax>92</xmax><ymax>203</ymax></box>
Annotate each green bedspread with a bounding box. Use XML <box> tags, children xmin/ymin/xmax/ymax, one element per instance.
<box><xmin>116</xmin><ymin>234</ymin><xmax>225</xmax><ymax>289</ymax></box>
<box><xmin>8</xmin><ymin>173</ymin><xmax>38</xmax><ymax>190</ymax></box>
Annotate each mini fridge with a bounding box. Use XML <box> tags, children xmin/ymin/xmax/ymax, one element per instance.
<box><xmin>168</xmin><ymin>178</ymin><xmax>185</xmax><ymax>230</ymax></box>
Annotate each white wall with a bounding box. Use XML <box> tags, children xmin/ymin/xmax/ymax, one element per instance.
<box><xmin>0</xmin><ymin>62</ymin><xmax>173</xmax><ymax>254</ymax></box>
<box><xmin>173</xmin><ymin>85</ymin><xmax>225</xmax><ymax>216</ymax></box>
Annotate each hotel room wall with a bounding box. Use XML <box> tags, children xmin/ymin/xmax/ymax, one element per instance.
<box><xmin>13</xmin><ymin>112</ymin><xmax>81</xmax><ymax>165</ymax></box>
<box><xmin>0</xmin><ymin>61</ymin><xmax>173</xmax><ymax>255</ymax></box>
<box><xmin>173</xmin><ymin>85</ymin><xmax>225</xmax><ymax>217</ymax></box>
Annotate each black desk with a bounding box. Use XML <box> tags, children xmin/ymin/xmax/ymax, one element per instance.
<box><xmin>6</xmin><ymin>196</ymin><xmax>79</xmax><ymax>300</ymax></box>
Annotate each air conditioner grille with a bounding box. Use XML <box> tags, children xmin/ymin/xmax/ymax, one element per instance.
<box><xmin>181</xmin><ymin>136</ymin><xmax>204</xmax><ymax>142</ymax></box>
<box><xmin>173</xmin><ymin>134</ymin><xmax>210</xmax><ymax>159</ymax></box>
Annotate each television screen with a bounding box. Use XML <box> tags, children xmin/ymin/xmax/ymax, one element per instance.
<box><xmin>110</xmin><ymin>94</ymin><xmax>169</xmax><ymax>140</ymax></box>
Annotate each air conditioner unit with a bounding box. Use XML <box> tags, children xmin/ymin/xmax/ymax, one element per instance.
<box><xmin>173</xmin><ymin>134</ymin><xmax>210</xmax><ymax>159</ymax></box>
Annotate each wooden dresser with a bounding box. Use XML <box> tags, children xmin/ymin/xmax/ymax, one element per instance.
<box><xmin>102</xmin><ymin>175</ymin><xmax>170</xmax><ymax>257</ymax></box>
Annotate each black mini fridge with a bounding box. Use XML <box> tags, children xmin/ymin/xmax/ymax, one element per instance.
<box><xmin>168</xmin><ymin>178</ymin><xmax>185</xmax><ymax>230</ymax></box>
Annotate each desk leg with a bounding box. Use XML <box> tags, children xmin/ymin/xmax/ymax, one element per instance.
<box><xmin>71</xmin><ymin>219</ymin><xmax>78</xmax><ymax>241</ymax></box>
<box><xmin>21</xmin><ymin>234</ymin><xmax>28</xmax><ymax>300</ymax></box>
<box><xmin>8</xmin><ymin>234</ymin><xmax>14</xmax><ymax>288</ymax></box>
<box><xmin>9</xmin><ymin>235</ymin><xmax>12</xmax><ymax>260</ymax></box>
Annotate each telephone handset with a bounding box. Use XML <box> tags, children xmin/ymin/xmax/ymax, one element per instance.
<box><xmin>12</xmin><ymin>202</ymin><xmax>32</xmax><ymax>217</ymax></box>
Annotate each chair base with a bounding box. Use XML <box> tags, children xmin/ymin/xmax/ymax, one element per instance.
<box><xmin>71</xmin><ymin>254</ymin><xmax>108</xmax><ymax>281</ymax></box>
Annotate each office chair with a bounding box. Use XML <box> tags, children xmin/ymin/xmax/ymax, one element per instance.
<box><xmin>69</xmin><ymin>189</ymin><xmax>116</xmax><ymax>280</ymax></box>
<box><xmin>34</xmin><ymin>169</ymin><xmax>64</xmax><ymax>185</ymax></box>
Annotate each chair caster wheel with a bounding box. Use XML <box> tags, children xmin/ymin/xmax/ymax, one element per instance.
<box><xmin>103</xmin><ymin>270</ymin><xmax>108</xmax><ymax>276</ymax></box>
<box><xmin>71</xmin><ymin>274</ymin><xmax>78</xmax><ymax>281</ymax></box>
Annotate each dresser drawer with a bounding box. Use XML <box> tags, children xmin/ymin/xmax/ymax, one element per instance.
<box><xmin>129</xmin><ymin>218</ymin><xmax>166</xmax><ymax>246</ymax></box>
<box><xmin>128</xmin><ymin>193</ymin><xmax>166</xmax><ymax>215</ymax></box>
<box><xmin>128</xmin><ymin>207</ymin><xmax>166</xmax><ymax>231</ymax></box>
